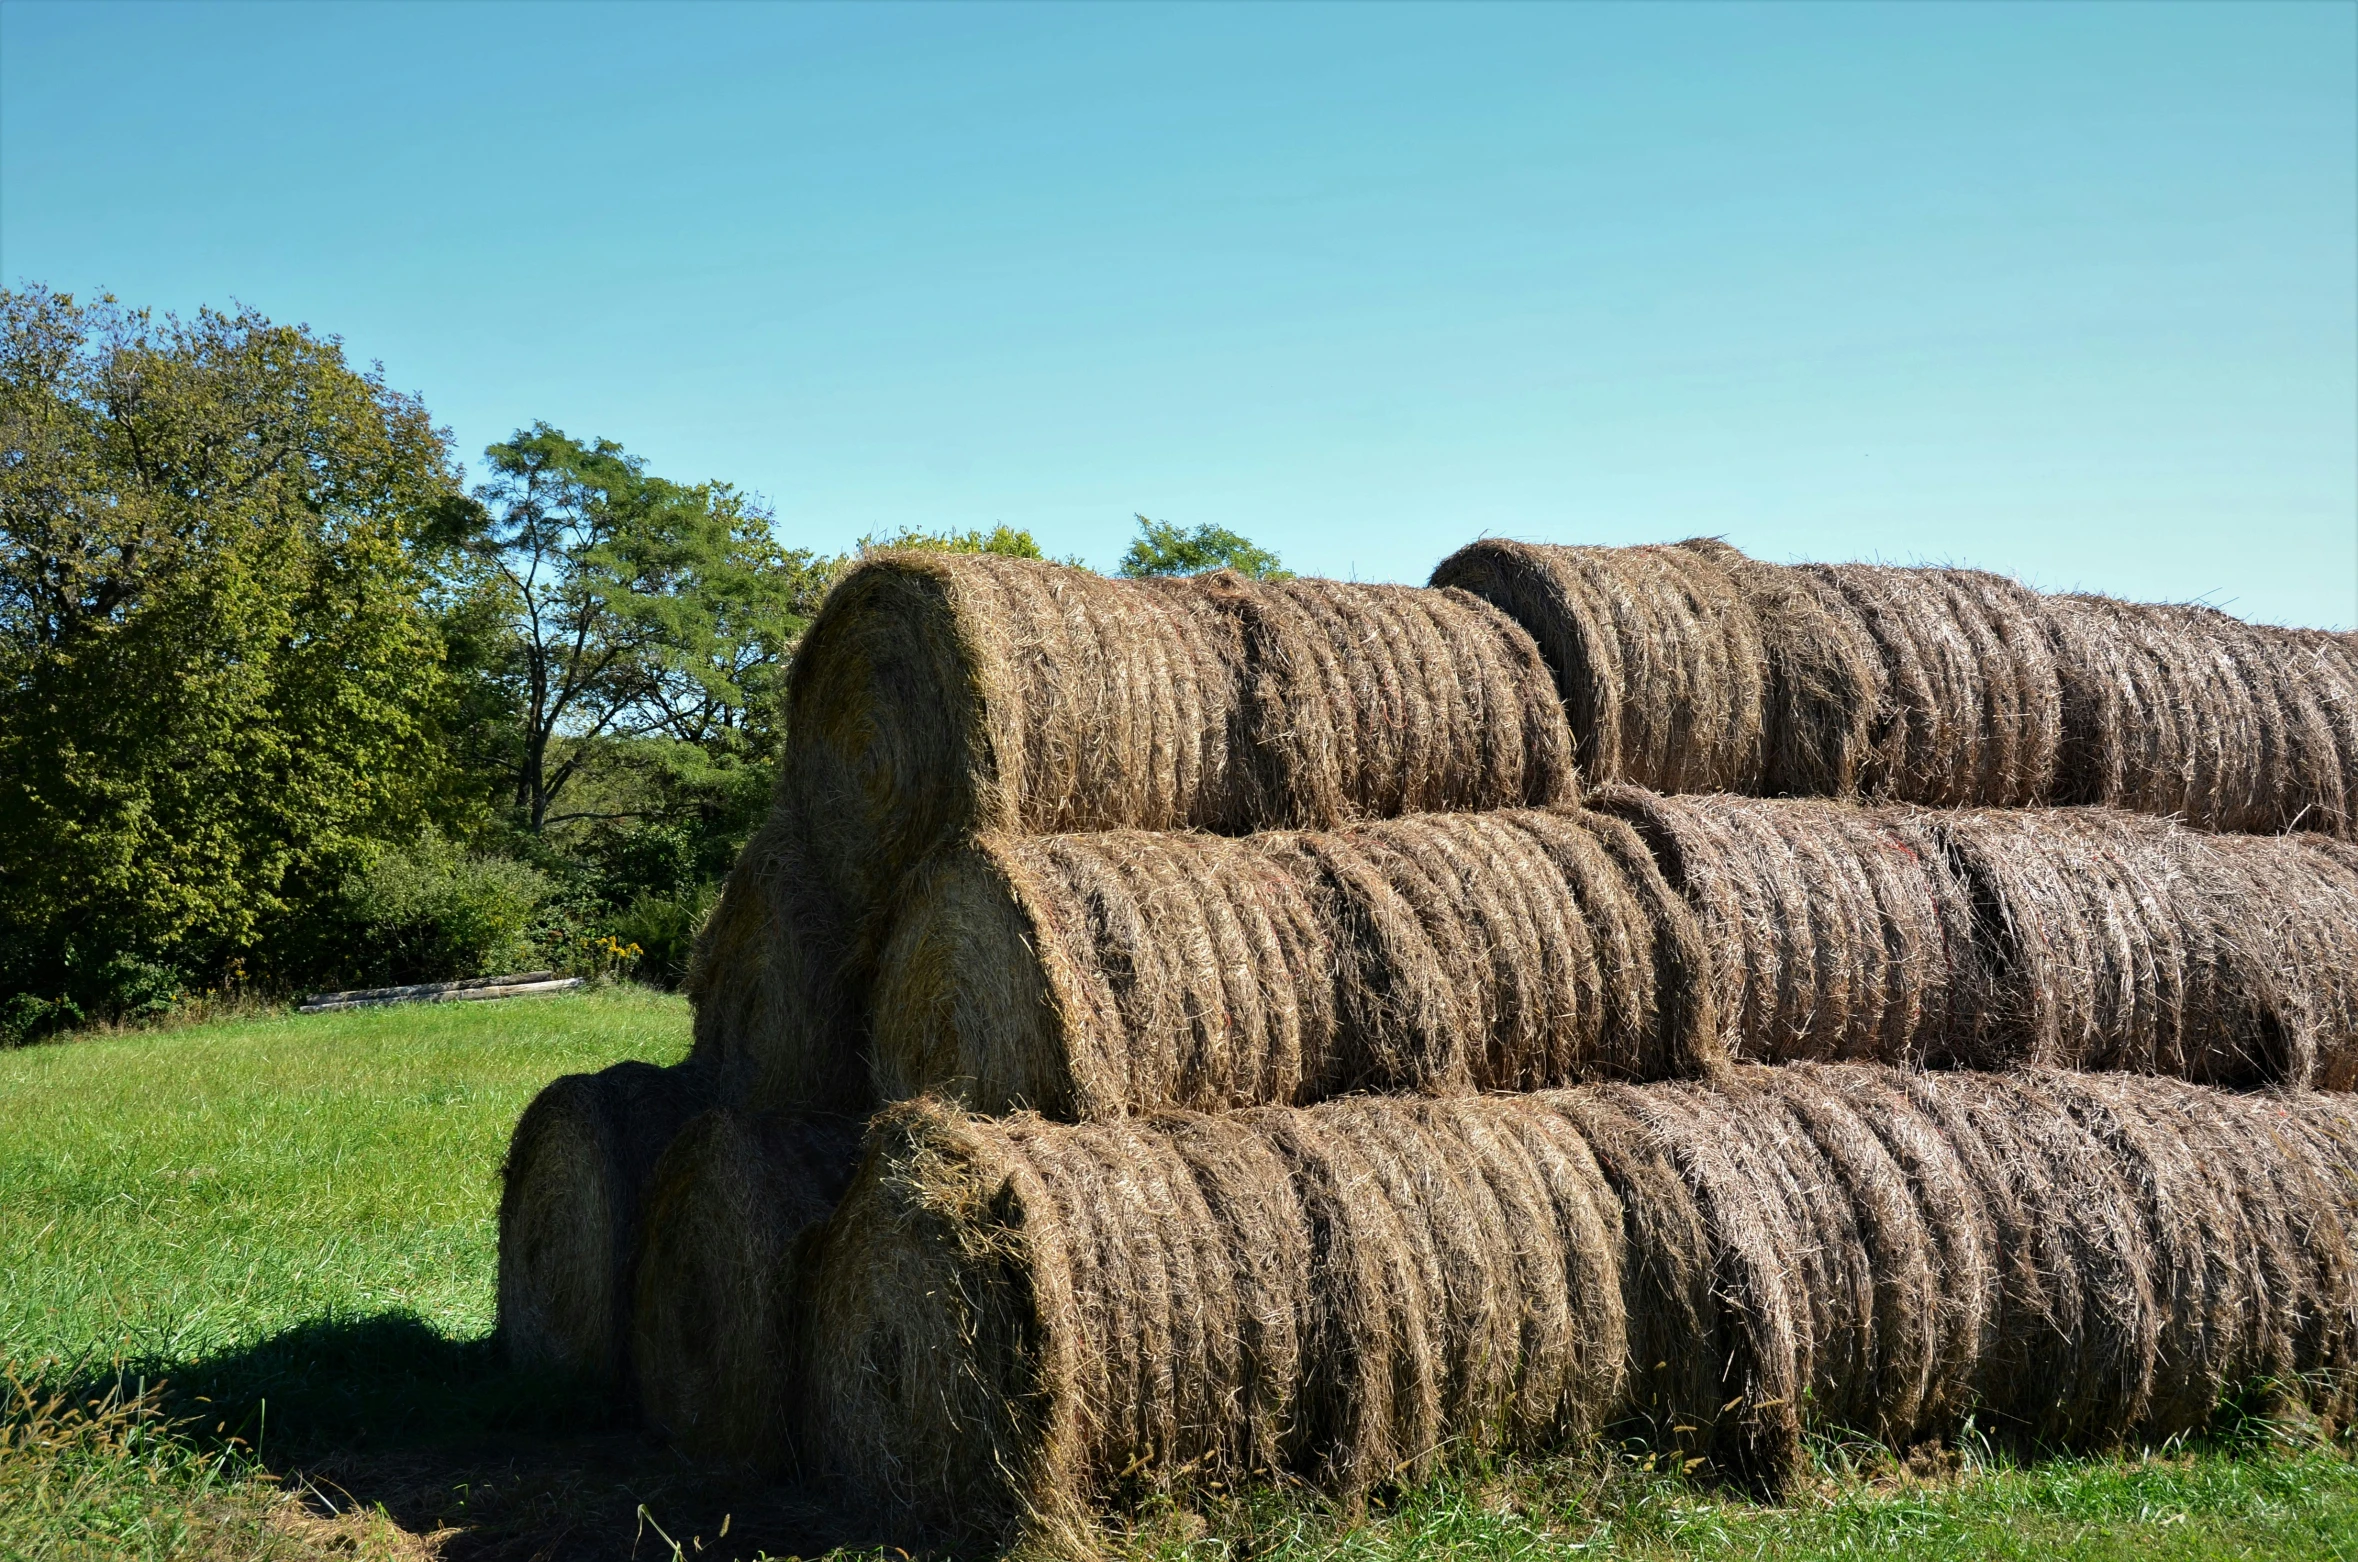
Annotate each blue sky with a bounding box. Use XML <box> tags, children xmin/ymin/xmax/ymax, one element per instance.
<box><xmin>4</xmin><ymin>1</ymin><xmax>2353</xmax><ymax>625</ymax></box>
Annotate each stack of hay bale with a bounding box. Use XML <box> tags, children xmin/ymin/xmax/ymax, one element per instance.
<box><xmin>498</xmin><ymin>539</ymin><xmax>2358</xmax><ymax>1552</ymax></box>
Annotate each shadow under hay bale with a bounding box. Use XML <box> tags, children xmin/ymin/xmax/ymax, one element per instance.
<box><xmin>682</xmin><ymin>793</ymin><xmax>871</xmax><ymax>1115</ymax></box>
<box><xmin>868</xmin><ymin>807</ymin><xmax>1721</xmax><ymax>1117</ymax></box>
<box><xmin>496</xmin><ymin>1060</ymin><xmax>720</xmax><ymax>1393</ymax></box>
<box><xmin>800</xmin><ymin>1069</ymin><xmax>2358</xmax><ymax>1553</ymax></box>
<box><xmin>629</xmin><ymin>1107</ymin><xmax>863</xmax><ymax>1470</ymax></box>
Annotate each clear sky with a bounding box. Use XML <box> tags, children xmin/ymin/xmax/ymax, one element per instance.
<box><xmin>4</xmin><ymin>1</ymin><xmax>2353</xmax><ymax>625</ymax></box>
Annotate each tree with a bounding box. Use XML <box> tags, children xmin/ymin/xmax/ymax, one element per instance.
<box><xmin>0</xmin><ymin>286</ymin><xmax>466</xmax><ymax>1015</ymax></box>
<box><xmin>1117</xmin><ymin>514</ymin><xmax>1291</xmax><ymax>580</ymax></box>
<box><xmin>460</xmin><ymin>424</ymin><xmax>815</xmax><ymax>833</ymax></box>
<box><xmin>856</xmin><ymin>522</ymin><xmax>1082</xmax><ymax>568</ymax></box>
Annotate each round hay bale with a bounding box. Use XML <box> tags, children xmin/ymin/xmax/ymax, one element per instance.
<box><xmin>1806</xmin><ymin>1068</ymin><xmax>1997</xmax><ymax>1435</ymax></box>
<box><xmin>1898</xmin><ymin>1070</ymin><xmax>2163</xmax><ymax>1445</ymax></box>
<box><xmin>802</xmin><ymin>1072</ymin><xmax>2358</xmax><ymax>1542</ymax></box>
<box><xmin>781</xmin><ymin>553</ymin><xmax>1575</xmax><ymax>996</ymax></box>
<box><xmin>1234</xmin><ymin>578</ymin><xmax>1580</xmax><ymax>825</ymax></box>
<box><xmin>1595</xmin><ymin>787</ymin><xmax>1991</xmax><ymax>1067</ymax></box>
<box><xmin>1431</xmin><ymin>539</ymin><xmax>1768</xmax><ymax>793</ymax></box>
<box><xmin>628</xmin><ymin>1109</ymin><xmax>862</xmax><ymax>1469</ymax></box>
<box><xmin>1677</xmin><ymin>541</ymin><xmax>1883</xmax><ymax>799</ymax></box>
<box><xmin>1801</xmin><ymin>564</ymin><xmax>2062</xmax><ymax>807</ymax></box>
<box><xmin>1594</xmin><ymin>1080</ymin><xmax>1807</xmax><ymax>1486</ymax></box>
<box><xmin>867</xmin><ymin>809</ymin><xmax>1721</xmax><ymax>1117</ymax></box>
<box><xmin>870</xmin><ymin>829</ymin><xmax>1338</xmax><ymax>1116</ymax></box>
<box><xmin>2046</xmin><ymin>597</ymin><xmax>2350</xmax><ymax>837</ymax></box>
<box><xmin>1923</xmin><ymin>809</ymin><xmax>2310</xmax><ymax>1085</ymax></box>
<box><xmin>496</xmin><ymin>1061</ymin><xmax>719</xmax><ymax>1390</ymax></box>
<box><xmin>799</xmin><ymin>1102</ymin><xmax>1313</xmax><ymax>1551</ymax></box>
<box><xmin>682</xmin><ymin>794</ymin><xmax>870</xmax><ymax>1114</ymax></box>
<box><xmin>2188</xmin><ymin>832</ymin><xmax>2358</xmax><ymax>1092</ymax></box>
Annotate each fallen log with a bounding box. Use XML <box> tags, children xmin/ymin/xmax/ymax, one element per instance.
<box><xmin>299</xmin><ymin>972</ymin><xmax>582</xmax><ymax>1012</ymax></box>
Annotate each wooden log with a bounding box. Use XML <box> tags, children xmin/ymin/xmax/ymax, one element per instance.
<box><xmin>299</xmin><ymin>973</ymin><xmax>582</xmax><ymax>1012</ymax></box>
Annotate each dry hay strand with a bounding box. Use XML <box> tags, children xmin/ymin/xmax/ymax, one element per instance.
<box><xmin>1921</xmin><ymin>808</ymin><xmax>2319</xmax><ymax>1085</ymax></box>
<box><xmin>1678</xmin><ymin>538</ymin><xmax>1883</xmax><ymax>798</ymax></box>
<box><xmin>1430</xmin><ymin>539</ymin><xmax>1768</xmax><ymax>793</ymax></box>
<box><xmin>868</xmin><ymin>808</ymin><xmax>1720</xmax><ymax>1117</ymax></box>
<box><xmin>496</xmin><ymin>1061</ymin><xmax>719</xmax><ymax>1390</ymax></box>
<box><xmin>871</xmin><ymin>827</ymin><xmax>1338</xmax><ymax>1116</ymax></box>
<box><xmin>681</xmin><ymin>792</ymin><xmax>871</xmax><ymax>1114</ymax></box>
<box><xmin>2191</xmin><ymin>833</ymin><xmax>2358</xmax><ymax>1091</ymax></box>
<box><xmin>628</xmin><ymin>1108</ymin><xmax>862</xmax><ymax>1469</ymax></box>
<box><xmin>798</xmin><ymin>1103</ymin><xmax>1310</xmax><ymax>1552</ymax></box>
<box><xmin>1231</xmin><ymin>577</ymin><xmax>1579</xmax><ymax>826</ymax></box>
<box><xmin>1796</xmin><ymin>564</ymin><xmax>2062</xmax><ymax>807</ymax></box>
<box><xmin>781</xmin><ymin>553</ymin><xmax>1574</xmax><ymax>990</ymax></box>
<box><xmin>1594</xmin><ymin>786</ymin><xmax>1993</xmax><ymax>1067</ymax></box>
<box><xmin>799</xmin><ymin>1093</ymin><xmax>1629</xmax><ymax>1551</ymax></box>
<box><xmin>802</xmin><ymin>1072</ymin><xmax>2358</xmax><ymax>1547</ymax></box>
<box><xmin>2047</xmin><ymin>596</ymin><xmax>2351</xmax><ymax>837</ymax></box>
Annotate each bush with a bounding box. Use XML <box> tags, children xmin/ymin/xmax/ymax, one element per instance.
<box><xmin>607</xmin><ymin>886</ymin><xmax>718</xmax><ymax>988</ymax></box>
<box><xmin>328</xmin><ymin>835</ymin><xmax>550</xmax><ymax>988</ymax></box>
<box><xmin>0</xmin><ymin>948</ymin><xmax>182</xmax><ymax>1046</ymax></box>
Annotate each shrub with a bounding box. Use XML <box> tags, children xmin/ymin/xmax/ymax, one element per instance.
<box><xmin>330</xmin><ymin>834</ymin><xmax>550</xmax><ymax>987</ymax></box>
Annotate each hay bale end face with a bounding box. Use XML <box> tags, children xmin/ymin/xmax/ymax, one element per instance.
<box><xmin>629</xmin><ymin>1108</ymin><xmax>863</xmax><ymax>1469</ymax></box>
<box><xmin>780</xmin><ymin>553</ymin><xmax>1576</xmax><ymax>987</ymax></box>
<box><xmin>803</xmin><ymin>1070</ymin><xmax>2358</xmax><ymax>1550</ymax></box>
<box><xmin>496</xmin><ymin>1061</ymin><xmax>719</xmax><ymax>1389</ymax></box>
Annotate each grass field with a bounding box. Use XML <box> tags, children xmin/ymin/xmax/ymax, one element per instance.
<box><xmin>4</xmin><ymin>989</ymin><xmax>2355</xmax><ymax>1560</ymax></box>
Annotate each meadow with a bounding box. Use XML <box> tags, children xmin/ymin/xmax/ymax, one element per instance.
<box><xmin>4</xmin><ymin>988</ymin><xmax>2355</xmax><ymax>1561</ymax></box>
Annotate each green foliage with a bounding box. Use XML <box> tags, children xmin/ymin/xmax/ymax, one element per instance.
<box><xmin>856</xmin><ymin>521</ymin><xmax>1054</xmax><ymax>560</ymax></box>
<box><xmin>1118</xmin><ymin>513</ymin><xmax>1293</xmax><ymax>580</ymax></box>
<box><xmin>315</xmin><ymin>834</ymin><xmax>549</xmax><ymax>989</ymax></box>
<box><xmin>605</xmin><ymin>884</ymin><xmax>721</xmax><ymax>987</ymax></box>
<box><xmin>452</xmin><ymin>424</ymin><xmax>819</xmax><ymax>834</ymax></box>
<box><xmin>0</xmin><ymin>286</ymin><xmax>465</xmax><ymax>1021</ymax></box>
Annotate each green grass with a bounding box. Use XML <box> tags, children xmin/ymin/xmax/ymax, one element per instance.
<box><xmin>2</xmin><ymin>989</ymin><xmax>2354</xmax><ymax>1561</ymax></box>
<box><xmin>0</xmin><ymin>985</ymin><xmax>687</xmax><ymax>1372</ymax></box>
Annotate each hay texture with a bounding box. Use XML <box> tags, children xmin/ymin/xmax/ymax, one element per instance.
<box><xmin>1793</xmin><ymin>564</ymin><xmax>2064</xmax><ymax>807</ymax></box>
<box><xmin>780</xmin><ymin>552</ymin><xmax>1575</xmax><ymax>978</ymax></box>
<box><xmin>496</xmin><ymin>1061</ymin><xmax>719</xmax><ymax>1390</ymax></box>
<box><xmin>868</xmin><ymin>807</ymin><xmax>1720</xmax><ymax>1117</ymax></box>
<box><xmin>629</xmin><ymin>1108</ymin><xmax>863</xmax><ymax>1467</ymax></box>
<box><xmin>1601</xmin><ymin>788</ymin><xmax>2358</xmax><ymax>1085</ymax></box>
<box><xmin>1592</xmin><ymin>786</ymin><xmax>1994</xmax><ymax>1068</ymax></box>
<box><xmin>1441</xmin><ymin>541</ymin><xmax>2350</xmax><ymax>831</ymax></box>
<box><xmin>802</xmin><ymin>1069</ymin><xmax>2358</xmax><ymax>1550</ymax></box>
<box><xmin>1920</xmin><ymin>807</ymin><xmax>2358</xmax><ymax>1087</ymax></box>
<box><xmin>1430</xmin><ymin>539</ymin><xmax>1768</xmax><ymax>793</ymax></box>
<box><xmin>2047</xmin><ymin>596</ymin><xmax>2353</xmax><ymax>836</ymax></box>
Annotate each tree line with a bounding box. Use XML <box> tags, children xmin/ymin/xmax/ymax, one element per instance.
<box><xmin>0</xmin><ymin>285</ymin><xmax>1287</xmax><ymax>1041</ymax></box>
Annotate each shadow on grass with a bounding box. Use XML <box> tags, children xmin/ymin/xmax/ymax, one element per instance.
<box><xmin>58</xmin><ymin>1312</ymin><xmax>884</xmax><ymax>1562</ymax></box>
